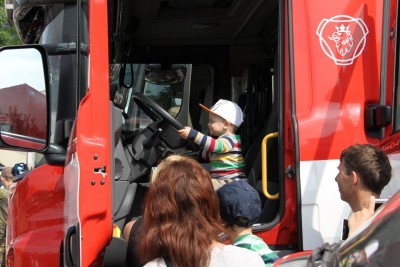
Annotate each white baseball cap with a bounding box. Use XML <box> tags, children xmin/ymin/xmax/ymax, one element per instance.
<box><xmin>199</xmin><ymin>99</ymin><xmax>244</xmax><ymax>127</ymax></box>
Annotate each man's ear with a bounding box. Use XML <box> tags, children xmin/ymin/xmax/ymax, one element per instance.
<box><xmin>352</xmin><ymin>171</ymin><xmax>360</xmax><ymax>186</ymax></box>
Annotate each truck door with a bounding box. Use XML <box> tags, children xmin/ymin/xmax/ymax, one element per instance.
<box><xmin>289</xmin><ymin>0</ymin><xmax>396</xmax><ymax>250</ymax></box>
<box><xmin>62</xmin><ymin>1</ymin><xmax>112</xmax><ymax>266</ymax></box>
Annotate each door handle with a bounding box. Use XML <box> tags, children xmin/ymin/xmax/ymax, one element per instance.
<box><xmin>65</xmin><ymin>225</ymin><xmax>77</xmax><ymax>267</ymax></box>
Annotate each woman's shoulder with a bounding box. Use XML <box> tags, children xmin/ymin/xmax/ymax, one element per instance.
<box><xmin>143</xmin><ymin>258</ymin><xmax>165</xmax><ymax>267</ymax></box>
<box><xmin>142</xmin><ymin>246</ymin><xmax>265</xmax><ymax>267</ymax></box>
<box><xmin>210</xmin><ymin>244</ymin><xmax>265</xmax><ymax>266</ymax></box>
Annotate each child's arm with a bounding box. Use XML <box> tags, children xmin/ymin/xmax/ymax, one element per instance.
<box><xmin>188</xmin><ymin>130</ymin><xmax>235</xmax><ymax>160</ymax></box>
<box><xmin>178</xmin><ymin>127</ymin><xmax>210</xmax><ymax>160</ymax></box>
<box><xmin>178</xmin><ymin>127</ymin><xmax>191</xmax><ymax>139</ymax></box>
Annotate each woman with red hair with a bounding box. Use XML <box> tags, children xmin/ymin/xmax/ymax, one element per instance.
<box><xmin>135</xmin><ymin>155</ymin><xmax>264</xmax><ymax>267</ymax></box>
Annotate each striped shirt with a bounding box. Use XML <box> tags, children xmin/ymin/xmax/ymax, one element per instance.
<box><xmin>187</xmin><ymin>129</ymin><xmax>246</xmax><ymax>180</ymax></box>
<box><xmin>233</xmin><ymin>234</ymin><xmax>279</xmax><ymax>267</ymax></box>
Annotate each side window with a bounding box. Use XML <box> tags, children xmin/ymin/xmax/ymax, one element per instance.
<box><xmin>189</xmin><ymin>64</ymin><xmax>214</xmax><ymax>133</ymax></box>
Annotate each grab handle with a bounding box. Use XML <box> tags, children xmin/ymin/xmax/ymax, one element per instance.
<box><xmin>261</xmin><ymin>132</ymin><xmax>279</xmax><ymax>199</ymax></box>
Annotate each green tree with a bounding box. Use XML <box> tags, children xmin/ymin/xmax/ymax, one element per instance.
<box><xmin>0</xmin><ymin>0</ymin><xmax>21</xmax><ymax>46</ymax></box>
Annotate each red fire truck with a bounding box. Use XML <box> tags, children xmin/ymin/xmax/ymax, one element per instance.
<box><xmin>0</xmin><ymin>0</ymin><xmax>400</xmax><ymax>266</ymax></box>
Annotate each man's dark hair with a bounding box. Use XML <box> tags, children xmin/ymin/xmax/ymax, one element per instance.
<box><xmin>340</xmin><ymin>144</ymin><xmax>392</xmax><ymax>195</ymax></box>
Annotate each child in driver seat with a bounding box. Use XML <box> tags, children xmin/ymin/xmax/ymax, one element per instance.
<box><xmin>178</xmin><ymin>99</ymin><xmax>246</xmax><ymax>190</ymax></box>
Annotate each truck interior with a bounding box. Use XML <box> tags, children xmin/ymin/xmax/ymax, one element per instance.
<box><xmin>106</xmin><ymin>0</ymin><xmax>282</xmax><ymax>227</ymax></box>
<box><xmin>104</xmin><ymin>0</ymin><xmax>284</xmax><ymax>263</ymax></box>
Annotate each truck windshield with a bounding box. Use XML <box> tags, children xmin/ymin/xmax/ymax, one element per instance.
<box><xmin>122</xmin><ymin>64</ymin><xmax>185</xmax><ymax>131</ymax></box>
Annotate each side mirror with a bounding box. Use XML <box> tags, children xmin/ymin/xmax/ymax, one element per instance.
<box><xmin>0</xmin><ymin>45</ymin><xmax>49</xmax><ymax>151</ymax></box>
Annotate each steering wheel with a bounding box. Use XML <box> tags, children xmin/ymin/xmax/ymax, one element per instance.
<box><xmin>129</xmin><ymin>92</ymin><xmax>200</xmax><ymax>182</ymax></box>
<box><xmin>132</xmin><ymin>92</ymin><xmax>184</xmax><ymax>130</ymax></box>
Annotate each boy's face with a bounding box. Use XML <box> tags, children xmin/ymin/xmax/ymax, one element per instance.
<box><xmin>208</xmin><ymin>113</ymin><xmax>227</xmax><ymax>136</ymax></box>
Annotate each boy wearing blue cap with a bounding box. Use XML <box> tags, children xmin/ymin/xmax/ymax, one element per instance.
<box><xmin>217</xmin><ymin>180</ymin><xmax>279</xmax><ymax>266</ymax></box>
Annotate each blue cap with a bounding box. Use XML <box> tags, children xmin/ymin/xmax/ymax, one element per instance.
<box><xmin>12</xmin><ymin>163</ymin><xmax>27</xmax><ymax>176</ymax></box>
<box><xmin>217</xmin><ymin>180</ymin><xmax>261</xmax><ymax>227</ymax></box>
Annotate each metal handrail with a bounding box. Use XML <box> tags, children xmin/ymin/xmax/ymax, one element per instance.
<box><xmin>261</xmin><ymin>132</ymin><xmax>279</xmax><ymax>199</ymax></box>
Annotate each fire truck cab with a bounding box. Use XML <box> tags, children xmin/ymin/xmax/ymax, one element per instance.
<box><xmin>1</xmin><ymin>0</ymin><xmax>400</xmax><ymax>266</ymax></box>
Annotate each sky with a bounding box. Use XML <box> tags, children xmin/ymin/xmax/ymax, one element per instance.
<box><xmin>0</xmin><ymin>47</ymin><xmax>46</xmax><ymax>91</ymax></box>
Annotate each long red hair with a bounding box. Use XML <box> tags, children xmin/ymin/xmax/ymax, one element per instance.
<box><xmin>136</xmin><ymin>155</ymin><xmax>224</xmax><ymax>267</ymax></box>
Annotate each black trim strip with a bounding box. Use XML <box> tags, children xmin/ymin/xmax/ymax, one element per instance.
<box><xmin>287</xmin><ymin>0</ymin><xmax>303</xmax><ymax>252</ymax></box>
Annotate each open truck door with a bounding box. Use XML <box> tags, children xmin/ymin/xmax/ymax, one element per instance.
<box><xmin>0</xmin><ymin>2</ymin><xmax>114</xmax><ymax>266</ymax></box>
<box><xmin>59</xmin><ymin>3</ymin><xmax>113</xmax><ymax>266</ymax></box>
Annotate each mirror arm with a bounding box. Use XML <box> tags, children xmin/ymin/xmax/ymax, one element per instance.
<box><xmin>119</xmin><ymin>63</ymin><xmax>134</xmax><ymax>89</ymax></box>
<box><xmin>42</xmin><ymin>42</ymin><xmax>88</xmax><ymax>56</ymax></box>
<box><xmin>44</xmin><ymin>143</ymin><xmax>66</xmax><ymax>166</ymax></box>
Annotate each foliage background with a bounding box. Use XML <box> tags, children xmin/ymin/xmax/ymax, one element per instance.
<box><xmin>0</xmin><ymin>0</ymin><xmax>21</xmax><ymax>46</ymax></box>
